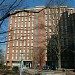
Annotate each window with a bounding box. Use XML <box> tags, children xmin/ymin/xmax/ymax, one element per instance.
<box><xmin>15</xmin><ymin>18</ymin><xmax>17</xmax><ymax>22</ymax></box>
<box><xmin>29</xmin><ymin>17</ymin><xmax>30</xmax><ymax>21</ymax></box>
<box><xmin>21</xmin><ymin>22</ymin><xmax>23</xmax><ymax>27</ymax></box>
<box><xmin>25</xmin><ymin>17</ymin><xmax>27</xmax><ymax>21</ymax></box>
<box><xmin>49</xmin><ymin>21</ymin><xmax>51</xmax><ymax>26</ymax></box>
<box><xmin>31</xmin><ymin>36</ymin><xmax>33</xmax><ymax>39</ymax></box>
<box><xmin>25</xmin><ymin>23</ymin><xmax>26</xmax><ymax>27</ymax></box>
<box><xmin>24</xmin><ymin>49</ymin><xmax>25</xmax><ymax>52</ymax></box>
<box><xmin>24</xmin><ymin>37</ymin><xmax>26</xmax><ymax>39</ymax></box>
<box><xmin>21</xmin><ymin>33</ymin><xmax>22</xmax><ymax>36</ymax></box>
<box><xmin>13</xmin><ymin>42</ymin><xmax>15</xmax><ymax>46</ymax></box>
<box><xmin>52</xmin><ymin>15</ymin><xmax>54</xmax><ymax>19</ymax></box>
<box><xmin>14</xmin><ymin>30</ymin><xmax>16</xmax><ymax>33</ymax></box>
<box><xmin>18</xmin><ymin>17</ymin><xmax>20</xmax><ymax>21</ymax></box>
<box><xmin>24</xmin><ymin>41</ymin><xmax>26</xmax><ymax>46</ymax></box>
<box><xmin>16</xmin><ymin>54</ymin><xmax>18</xmax><ymax>59</ymax></box>
<box><xmin>19</xmin><ymin>13</ymin><xmax>20</xmax><ymax>16</ymax></box>
<box><xmin>17</xmin><ymin>30</ymin><xmax>19</xmax><ymax>33</ymax></box>
<box><xmin>24</xmin><ymin>33</ymin><xmax>26</xmax><ymax>36</ymax></box>
<box><xmin>27</xmin><ymin>43</ymin><xmax>29</xmax><ymax>46</ymax></box>
<box><xmin>27</xmin><ymin>40</ymin><xmax>29</xmax><ymax>43</ymax></box>
<box><xmin>32</xmin><ymin>13</ymin><xmax>34</xmax><ymax>16</ymax></box>
<box><xmin>7</xmin><ymin>50</ymin><xmax>9</xmax><ymax>53</ymax></box>
<box><xmin>45</xmin><ymin>15</ymin><xmax>47</xmax><ymax>20</ymax></box>
<box><xmin>21</xmin><ymin>30</ymin><xmax>23</xmax><ymax>33</ymax></box>
<box><xmin>45</xmin><ymin>26</ymin><xmax>47</xmax><ymax>30</ymax></box>
<box><xmin>32</xmin><ymin>16</ymin><xmax>34</xmax><ymax>21</ymax></box>
<box><xmin>16</xmin><ymin>41</ymin><xmax>18</xmax><ymax>46</ymax></box>
<box><xmin>24</xmin><ymin>31</ymin><xmax>26</xmax><ymax>33</ymax></box>
<box><xmin>27</xmin><ymin>57</ymin><xmax>29</xmax><ymax>60</ymax></box>
<box><xmin>8</xmin><ymin>36</ymin><xmax>11</xmax><ymax>40</ymax></box>
<box><xmin>28</xmin><ymin>30</ymin><xmax>30</xmax><ymax>33</ymax></box>
<box><xmin>45</xmin><ymin>21</ymin><xmax>47</xmax><ymax>25</ymax></box>
<box><xmin>45</xmin><ymin>9</ymin><xmax>47</xmax><ymax>14</ymax></box>
<box><xmin>32</xmin><ymin>24</ymin><xmax>34</xmax><ymax>27</ymax></box>
<box><xmin>29</xmin><ymin>13</ymin><xmax>31</xmax><ymax>16</ymax></box>
<box><xmin>46</xmin><ymin>36</ymin><xmax>47</xmax><ymax>39</ymax></box>
<box><xmin>21</xmin><ymin>37</ymin><xmax>22</xmax><ymax>40</ymax></box>
<box><xmin>27</xmin><ymin>50</ymin><xmax>29</xmax><ymax>53</ymax></box>
<box><xmin>28</xmin><ymin>36</ymin><xmax>29</xmax><ymax>39</ymax></box>
<box><xmin>28</xmin><ymin>22</ymin><xmax>30</xmax><ymax>27</ymax></box>
<box><xmin>22</xmin><ymin>12</ymin><xmax>24</xmax><ymax>16</ymax></box>
<box><xmin>8</xmin><ymin>33</ymin><xmax>11</xmax><ymax>36</ymax></box>
<box><xmin>16</xmin><ymin>50</ymin><xmax>18</xmax><ymax>53</ymax></box>
<box><xmin>25</xmin><ymin>13</ymin><xmax>27</xmax><ymax>16</ymax></box>
<box><xmin>56</xmin><ymin>9</ymin><xmax>58</xmax><ymax>13</ymax></box>
<box><xmin>20</xmin><ymin>50</ymin><xmax>21</xmax><ymax>53</ymax></box>
<box><xmin>49</xmin><ymin>29</ymin><xmax>51</xmax><ymax>32</ymax></box>
<box><xmin>14</xmin><ymin>23</ymin><xmax>16</xmax><ymax>27</ymax></box>
<box><xmin>20</xmin><ymin>41</ymin><xmax>22</xmax><ymax>46</ymax></box>
<box><xmin>10</xmin><ymin>17</ymin><xmax>12</xmax><ymax>24</ymax></box>
<box><xmin>32</xmin><ymin>30</ymin><xmax>33</xmax><ymax>33</ymax></box>
<box><xmin>7</xmin><ymin>54</ymin><xmax>9</xmax><ymax>60</ymax></box>
<box><xmin>8</xmin><ymin>43</ymin><xmax>9</xmax><ymax>47</ymax></box>
<box><xmin>22</xmin><ymin>17</ymin><xmax>23</xmax><ymax>21</ymax></box>
<box><xmin>60</xmin><ymin>8</ymin><xmax>62</xmax><ymax>13</ymax></box>
<box><xmin>15</xmin><ymin>14</ymin><xmax>17</xmax><ymax>16</ymax></box>
<box><xmin>10</xmin><ymin>26</ymin><xmax>12</xmax><ymax>29</ymax></box>
<box><xmin>12</xmin><ymin>50</ymin><xmax>14</xmax><ymax>53</ymax></box>
<box><xmin>49</xmin><ymin>15</ymin><xmax>51</xmax><ymax>19</ymax></box>
<box><xmin>12</xmin><ymin>54</ymin><xmax>14</xmax><ymax>60</ymax></box>
<box><xmin>31</xmin><ymin>43</ymin><xmax>33</xmax><ymax>46</ymax></box>
<box><xmin>18</xmin><ymin>23</ymin><xmax>20</xmax><ymax>27</ymax></box>
<box><xmin>8</xmin><ymin>47</ymin><xmax>9</xmax><ymax>50</ymax></box>
<box><xmin>53</xmin><ymin>20</ymin><xmax>55</xmax><ymax>25</ymax></box>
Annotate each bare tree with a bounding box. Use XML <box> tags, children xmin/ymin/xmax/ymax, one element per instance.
<box><xmin>0</xmin><ymin>0</ymin><xmax>72</xmax><ymax>69</ymax></box>
<box><xmin>0</xmin><ymin>47</ymin><xmax>4</xmax><ymax>66</ymax></box>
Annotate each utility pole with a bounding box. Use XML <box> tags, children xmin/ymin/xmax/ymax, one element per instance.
<box><xmin>20</xmin><ymin>53</ymin><xmax>24</xmax><ymax>75</ymax></box>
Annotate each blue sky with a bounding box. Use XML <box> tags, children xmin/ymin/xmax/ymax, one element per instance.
<box><xmin>0</xmin><ymin>0</ymin><xmax>75</xmax><ymax>52</ymax></box>
<box><xmin>22</xmin><ymin>0</ymin><xmax>75</xmax><ymax>8</ymax></box>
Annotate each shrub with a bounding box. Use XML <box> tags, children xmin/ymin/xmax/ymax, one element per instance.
<box><xmin>12</xmin><ymin>66</ymin><xmax>19</xmax><ymax>72</ymax></box>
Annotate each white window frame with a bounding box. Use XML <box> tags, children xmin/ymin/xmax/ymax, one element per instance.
<box><xmin>12</xmin><ymin>54</ymin><xmax>14</xmax><ymax>60</ymax></box>
<box><xmin>16</xmin><ymin>54</ymin><xmax>18</xmax><ymax>59</ymax></box>
<box><xmin>27</xmin><ymin>43</ymin><xmax>29</xmax><ymax>46</ymax></box>
<box><xmin>12</xmin><ymin>50</ymin><xmax>14</xmax><ymax>53</ymax></box>
<box><xmin>22</xmin><ymin>17</ymin><xmax>23</xmax><ymax>21</ymax></box>
<box><xmin>7</xmin><ymin>54</ymin><xmax>9</xmax><ymax>60</ymax></box>
<box><xmin>24</xmin><ymin>37</ymin><xmax>26</xmax><ymax>39</ymax></box>
<box><xmin>16</xmin><ymin>41</ymin><xmax>18</xmax><ymax>46</ymax></box>
<box><xmin>32</xmin><ymin>30</ymin><xmax>33</xmax><ymax>33</ymax></box>
<box><xmin>31</xmin><ymin>36</ymin><xmax>33</xmax><ymax>39</ymax></box>
<box><xmin>31</xmin><ymin>43</ymin><xmax>33</xmax><ymax>46</ymax></box>
<box><xmin>19</xmin><ymin>13</ymin><xmax>20</xmax><ymax>16</ymax></box>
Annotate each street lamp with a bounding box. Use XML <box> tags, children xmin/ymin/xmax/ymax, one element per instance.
<box><xmin>20</xmin><ymin>53</ymin><xmax>24</xmax><ymax>75</ymax></box>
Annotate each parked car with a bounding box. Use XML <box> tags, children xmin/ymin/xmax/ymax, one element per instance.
<box><xmin>51</xmin><ymin>65</ymin><xmax>57</xmax><ymax>70</ymax></box>
<box><xmin>42</xmin><ymin>65</ymin><xmax>50</xmax><ymax>70</ymax></box>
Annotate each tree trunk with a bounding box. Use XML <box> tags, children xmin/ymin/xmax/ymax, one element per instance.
<box><xmin>58</xmin><ymin>53</ymin><xmax>61</xmax><ymax>70</ymax></box>
<box><xmin>57</xmin><ymin>35</ymin><xmax>61</xmax><ymax>70</ymax></box>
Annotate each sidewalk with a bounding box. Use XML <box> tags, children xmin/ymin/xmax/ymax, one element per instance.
<box><xmin>23</xmin><ymin>68</ymin><xmax>75</xmax><ymax>75</ymax></box>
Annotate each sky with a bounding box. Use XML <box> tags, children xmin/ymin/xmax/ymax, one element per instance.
<box><xmin>0</xmin><ymin>0</ymin><xmax>75</xmax><ymax>53</ymax></box>
<box><xmin>22</xmin><ymin>0</ymin><xmax>75</xmax><ymax>8</ymax></box>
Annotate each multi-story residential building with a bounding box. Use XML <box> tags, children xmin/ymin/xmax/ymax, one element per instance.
<box><xmin>5</xmin><ymin>6</ymin><xmax>75</xmax><ymax>68</ymax></box>
<box><xmin>66</xmin><ymin>13</ymin><xmax>75</xmax><ymax>68</ymax></box>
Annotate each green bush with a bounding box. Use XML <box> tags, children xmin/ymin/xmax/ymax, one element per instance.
<box><xmin>12</xmin><ymin>66</ymin><xmax>19</xmax><ymax>72</ymax></box>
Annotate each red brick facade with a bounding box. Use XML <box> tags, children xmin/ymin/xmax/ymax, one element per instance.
<box><xmin>5</xmin><ymin>6</ymin><xmax>74</xmax><ymax>68</ymax></box>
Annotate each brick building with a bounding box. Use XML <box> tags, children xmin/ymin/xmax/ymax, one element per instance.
<box><xmin>5</xmin><ymin>6</ymin><xmax>75</xmax><ymax>68</ymax></box>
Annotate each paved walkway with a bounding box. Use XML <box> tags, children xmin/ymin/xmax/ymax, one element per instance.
<box><xmin>24</xmin><ymin>69</ymin><xmax>66</xmax><ymax>75</ymax></box>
